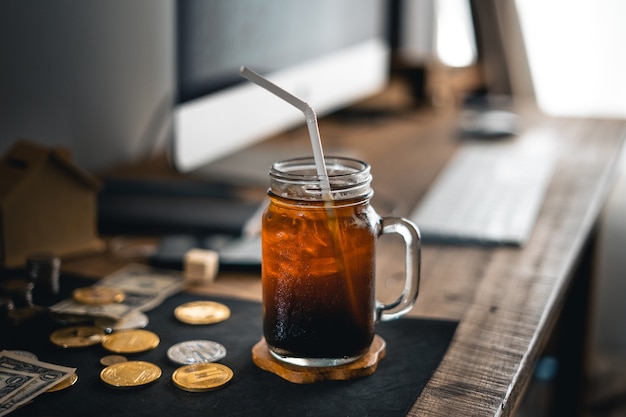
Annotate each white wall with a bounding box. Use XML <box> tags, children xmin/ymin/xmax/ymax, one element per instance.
<box><xmin>515</xmin><ymin>0</ymin><xmax>626</xmax><ymax>119</ymax></box>
<box><xmin>0</xmin><ymin>1</ymin><xmax>175</xmax><ymax>173</ymax></box>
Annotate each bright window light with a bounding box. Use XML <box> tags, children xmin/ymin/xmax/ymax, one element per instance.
<box><xmin>515</xmin><ymin>0</ymin><xmax>626</xmax><ymax>118</ymax></box>
<box><xmin>435</xmin><ymin>0</ymin><xmax>477</xmax><ymax>68</ymax></box>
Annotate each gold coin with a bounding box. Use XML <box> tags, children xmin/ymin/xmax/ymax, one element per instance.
<box><xmin>100</xmin><ymin>361</ymin><xmax>161</xmax><ymax>388</ymax></box>
<box><xmin>47</xmin><ymin>372</ymin><xmax>78</xmax><ymax>392</ymax></box>
<box><xmin>50</xmin><ymin>326</ymin><xmax>105</xmax><ymax>348</ymax></box>
<box><xmin>172</xmin><ymin>363</ymin><xmax>233</xmax><ymax>392</ymax></box>
<box><xmin>73</xmin><ymin>286</ymin><xmax>125</xmax><ymax>305</ymax></box>
<box><xmin>100</xmin><ymin>354</ymin><xmax>128</xmax><ymax>366</ymax></box>
<box><xmin>174</xmin><ymin>301</ymin><xmax>231</xmax><ymax>325</ymax></box>
<box><xmin>101</xmin><ymin>329</ymin><xmax>160</xmax><ymax>354</ymax></box>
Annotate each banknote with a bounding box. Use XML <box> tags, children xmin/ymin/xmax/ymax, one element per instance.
<box><xmin>0</xmin><ymin>367</ymin><xmax>38</xmax><ymax>403</ymax></box>
<box><xmin>0</xmin><ymin>350</ymin><xmax>75</xmax><ymax>417</ymax></box>
<box><xmin>49</xmin><ymin>263</ymin><xmax>184</xmax><ymax>321</ymax></box>
<box><xmin>98</xmin><ymin>263</ymin><xmax>184</xmax><ymax>297</ymax></box>
<box><xmin>49</xmin><ymin>297</ymin><xmax>136</xmax><ymax>321</ymax></box>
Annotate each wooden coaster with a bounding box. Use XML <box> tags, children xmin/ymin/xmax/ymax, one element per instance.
<box><xmin>251</xmin><ymin>335</ymin><xmax>386</xmax><ymax>384</ymax></box>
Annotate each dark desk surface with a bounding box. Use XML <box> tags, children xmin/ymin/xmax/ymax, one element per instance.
<box><xmin>64</xmin><ymin>86</ymin><xmax>626</xmax><ymax>416</ymax></box>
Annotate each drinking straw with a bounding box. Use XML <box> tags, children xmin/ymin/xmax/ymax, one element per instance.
<box><xmin>240</xmin><ymin>66</ymin><xmax>363</xmax><ymax>326</ymax></box>
<box><xmin>238</xmin><ymin>66</ymin><xmax>332</xmax><ymax>199</ymax></box>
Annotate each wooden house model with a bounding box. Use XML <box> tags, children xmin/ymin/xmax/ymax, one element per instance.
<box><xmin>0</xmin><ymin>140</ymin><xmax>104</xmax><ymax>268</ymax></box>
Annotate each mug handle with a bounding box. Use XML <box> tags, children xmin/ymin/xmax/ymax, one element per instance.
<box><xmin>375</xmin><ymin>217</ymin><xmax>421</xmax><ymax>322</ymax></box>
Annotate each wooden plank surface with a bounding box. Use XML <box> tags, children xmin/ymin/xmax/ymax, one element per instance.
<box><xmin>405</xmin><ymin>117</ymin><xmax>626</xmax><ymax>416</ymax></box>
<box><xmin>63</xmin><ymin>87</ymin><xmax>626</xmax><ymax>416</ymax></box>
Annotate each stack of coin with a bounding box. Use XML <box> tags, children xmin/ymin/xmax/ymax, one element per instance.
<box><xmin>0</xmin><ymin>296</ymin><xmax>14</xmax><ymax>324</ymax></box>
<box><xmin>27</xmin><ymin>252</ymin><xmax>61</xmax><ymax>298</ymax></box>
<box><xmin>0</xmin><ymin>278</ymin><xmax>34</xmax><ymax>308</ymax></box>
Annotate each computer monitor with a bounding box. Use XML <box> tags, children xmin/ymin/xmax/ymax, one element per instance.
<box><xmin>171</xmin><ymin>0</ymin><xmax>390</xmax><ymax>176</ymax></box>
<box><xmin>0</xmin><ymin>1</ymin><xmax>388</xmax><ymax>178</ymax></box>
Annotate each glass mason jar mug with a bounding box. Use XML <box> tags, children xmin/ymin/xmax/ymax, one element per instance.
<box><xmin>261</xmin><ymin>157</ymin><xmax>421</xmax><ymax>367</ymax></box>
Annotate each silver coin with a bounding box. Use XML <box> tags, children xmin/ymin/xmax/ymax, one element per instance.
<box><xmin>95</xmin><ymin>310</ymin><xmax>149</xmax><ymax>331</ymax></box>
<box><xmin>167</xmin><ymin>340</ymin><xmax>227</xmax><ymax>365</ymax></box>
<box><xmin>8</xmin><ymin>350</ymin><xmax>38</xmax><ymax>360</ymax></box>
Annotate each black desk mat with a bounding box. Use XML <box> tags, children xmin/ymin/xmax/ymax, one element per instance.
<box><xmin>1</xmin><ymin>275</ymin><xmax>457</xmax><ymax>417</ymax></box>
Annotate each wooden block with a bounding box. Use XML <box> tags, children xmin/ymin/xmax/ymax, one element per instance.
<box><xmin>184</xmin><ymin>249</ymin><xmax>219</xmax><ymax>285</ymax></box>
<box><xmin>251</xmin><ymin>335</ymin><xmax>386</xmax><ymax>384</ymax></box>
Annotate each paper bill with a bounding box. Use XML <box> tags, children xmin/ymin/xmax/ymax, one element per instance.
<box><xmin>98</xmin><ymin>263</ymin><xmax>184</xmax><ymax>297</ymax></box>
<box><xmin>49</xmin><ymin>263</ymin><xmax>184</xmax><ymax>321</ymax></box>
<box><xmin>49</xmin><ymin>297</ymin><xmax>136</xmax><ymax>321</ymax></box>
<box><xmin>0</xmin><ymin>368</ymin><xmax>38</xmax><ymax>403</ymax></box>
<box><xmin>0</xmin><ymin>351</ymin><xmax>75</xmax><ymax>417</ymax></box>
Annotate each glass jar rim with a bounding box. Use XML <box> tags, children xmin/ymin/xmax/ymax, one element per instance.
<box><xmin>269</xmin><ymin>156</ymin><xmax>370</xmax><ymax>181</ymax></box>
<box><xmin>269</xmin><ymin>156</ymin><xmax>372</xmax><ymax>201</ymax></box>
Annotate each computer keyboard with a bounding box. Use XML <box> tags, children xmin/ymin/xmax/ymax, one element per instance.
<box><xmin>408</xmin><ymin>138</ymin><xmax>557</xmax><ymax>246</ymax></box>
